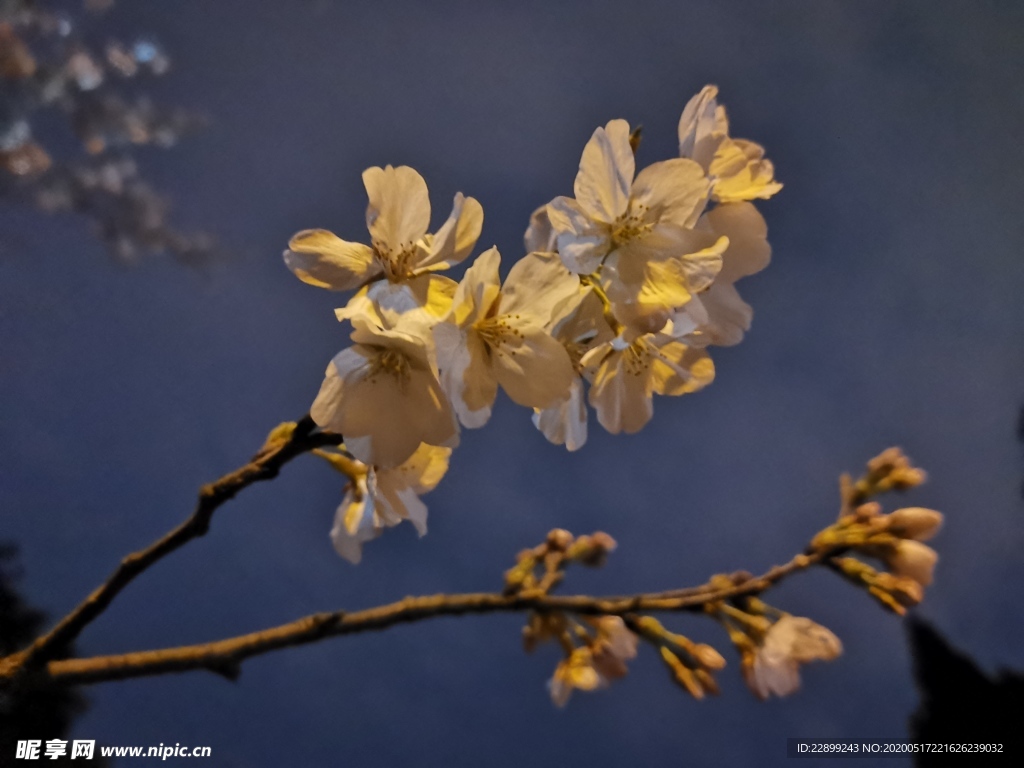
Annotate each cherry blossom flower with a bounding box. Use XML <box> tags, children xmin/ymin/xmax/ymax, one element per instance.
<box><xmin>545</xmin><ymin>119</ymin><xmax>726</xmax><ymax>332</ymax></box>
<box><xmin>548</xmin><ymin>617</ymin><xmax>639</xmax><ymax>707</ymax></box>
<box><xmin>582</xmin><ymin>329</ymin><xmax>714</xmax><ymax>435</ymax></box>
<box><xmin>330</xmin><ymin>444</ymin><xmax>451</xmax><ymax>564</ymax></box>
<box><xmin>285</xmin><ymin>165</ymin><xmax>482</xmax><ymax>322</ymax></box>
<box><xmin>678</xmin><ymin>85</ymin><xmax>782</xmax><ymax>203</ymax></box>
<box><xmin>311</xmin><ymin>315</ymin><xmax>458</xmax><ymax>469</ymax></box>
<box><xmin>433</xmin><ymin>248</ymin><xmax>578</xmax><ymax>428</ymax></box>
<box><xmin>588</xmin><ymin>616</ymin><xmax>640</xmax><ymax>680</ymax></box>
<box><xmin>532</xmin><ymin>289</ymin><xmax>614</xmax><ymax>451</ymax></box>
<box><xmin>744</xmin><ymin>616</ymin><xmax>842</xmax><ymax>699</ymax></box>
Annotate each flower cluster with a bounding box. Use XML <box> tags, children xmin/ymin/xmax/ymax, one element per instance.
<box><xmin>503</xmin><ymin>450</ymin><xmax>941</xmax><ymax>707</ymax></box>
<box><xmin>812</xmin><ymin>448</ymin><xmax>941</xmax><ymax>614</ymax></box>
<box><xmin>286</xmin><ymin>86</ymin><xmax>779</xmax><ymax>561</ymax></box>
<box><xmin>505</xmin><ymin>529</ymin><xmax>639</xmax><ymax>707</ymax></box>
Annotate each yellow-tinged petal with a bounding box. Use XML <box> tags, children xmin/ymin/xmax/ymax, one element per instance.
<box><xmin>330</xmin><ymin>479</ymin><xmax>379</xmax><ymax>565</ymax></box>
<box><xmin>648</xmin><ymin>339</ymin><xmax>715</xmax><ymax>396</ymax></box>
<box><xmin>284</xmin><ymin>229</ymin><xmax>378</xmax><ymax>290</ymax></box>
<box><xmin>417</xmin><ymin>192</ymin><xmax>484</xmax><ymax>271</ymax></box>
<box><xmin>447</xmin><ymin>246</ymin><xmax>502</xmax><ymax>327</ymax></box>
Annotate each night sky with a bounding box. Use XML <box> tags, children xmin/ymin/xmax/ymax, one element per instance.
<box><xmin>2</xmin><ymin>1</ymin><xmax>1023</xmax><ymax>765</ymax></box>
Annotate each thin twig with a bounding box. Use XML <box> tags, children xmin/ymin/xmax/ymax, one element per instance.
<box><xmin>8</xmin><ymin>415</ymin><xmax>342</xmax><ymax>675</ymax></box>
<box><xmin>30</xmin><ymin>549</ymin><xmax>831</xmax><ymax>686</ymax></box>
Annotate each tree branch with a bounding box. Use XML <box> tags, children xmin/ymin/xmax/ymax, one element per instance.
<box><xmin>33</xmin><ymin>549</ymin><xmax>831</xmax><ymax>686</ymax></box>
<box><xmin>9</xmin><ymin>415</ymin><xmax>342</xmax><ymax>674</ymax></box>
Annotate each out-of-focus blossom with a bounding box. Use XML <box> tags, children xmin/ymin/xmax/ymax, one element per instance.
<box><xmin>883</xmin><ymin>539</ymin><xmax>938</xmax><ymax>587</ymax></box>
<box><xmin>744</xmin><ymin>616</ymin><xmax>842</xmax><ymax>699</ymax></box>
<box><xmin>548</xmin><ymin>616</ymin><xmax>638</xmax><ymax>707</ymax></box>
<box><xmin>549</xmin><ymin>647</ymin><xmax>602</xmax><ymax>707</ymax></box>
<box><xmin>885</xmin><ymin>507</ymin><xmax>943</xmax><ymax>542</ymax></box>
<box><xmin>330</xmin><ymin>444</ymin><xmax>451</xmax><ymax>564</ymax></box>
<box><xmin>433</xmin><ymin>248</ymin><xmax>578</xmax><ymax>428</ymax></box>
<box><xmin>0</xmin><ymin>3</ymin><xmax>216</xmax><ymax>265</ymax></box>
<box><xmin>588</xmin><ymin>616</ymin><xmax>639</xmax><ymax>680</ymax></box>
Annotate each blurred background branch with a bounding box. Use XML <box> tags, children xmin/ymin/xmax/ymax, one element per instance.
<box><xmin>1</xmin><ymin>0</ymin><xmax>217</xmax><ymax>265</ymax></box>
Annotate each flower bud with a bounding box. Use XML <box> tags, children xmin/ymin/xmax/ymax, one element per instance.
<box><xmin>854</xmin><ymin>502</ymin><xmax>882</xmax><ymax>521</ymax></box>
<box><xmin>693</xmin><ymin>643</ymin><xmax>727</xmax><ymax>671</ymax></box>
<box><xmin>889</xmin><ymin>466</ymin><xmax>927</xmax><ymax>489</ymax></box>
<box><xmin>887</xmin><ymin>539</ymin><xmax>937</xmax><ymax>586</ymax></box>
<box><xmin>886</xmin><ymin>507</ymin><xmax>942</xmax><ymax>541</ymax></box>
<box><xmin>546</xmin><ymin>528</ymin><xmax>574</xmax><ymax>551</ymax></box>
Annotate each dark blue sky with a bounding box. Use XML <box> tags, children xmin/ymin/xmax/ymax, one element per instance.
<box><xmin>2</xmin><ymin>1</ymin><xmax>1023</xmax><ymax>765</ymax></box>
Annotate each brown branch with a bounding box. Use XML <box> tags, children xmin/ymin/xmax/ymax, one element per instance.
<box><xmin>34</xmin><ymin>549</ymin><xmax>832</xmax><ymax>687</ymax></box>
<box><xmin>8</xmin><ymin>415</ymin><xmax>342</xmax><ymax>675</ymax></box>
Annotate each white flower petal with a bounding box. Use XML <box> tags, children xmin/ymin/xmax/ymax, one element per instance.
<box><xmin>284</xmin><ymin>230</ymin><xmax>378</xmax><ymax>290</ymax></box>
<box><xmin>705</xmin><ymin>202</ymin><xmax>770</xmax><ymax>283</ymax></box>
<box><xmin>330</xmin><ymin>481</ymin><xmax>380</xmax><ymax>565</ymax></box>
<box><xmin>631</xmin><ymin>158</ymin><xmax>710</xmax><ymax>230</ymax></box>
<box><xmin>492</xmin><ymin>323</ymin><xmax>575</xmax><ymax>411</ymax></box>
<box><xmin>500</xmin><ymin>251</ymin><xmax>582</xmax><ymax>327</ymax></box>
<box><xmin>678</xmin><ymin>85</ymin><xmax>727</xmax><ymax>170</ymax></box>
<box><xmin>346</xmin><ymin>274</ymin><xmax>456</xmax><ymax>329</ymax></box>
<box><xmin>586</xmin><ymin>345</ymin><xmax>654</xmax><ymax>435</ymax></box>
<box><xmin>698</xmin><ymin>282</ymin><xmax>754</xmax><ymax>347</ymax></box>
<box><xmin>309</xmin><ymin>347</ymin><xmax>372</xmax><ymax>433</ymax></box>
<box><xmin>524</xmin><ymin>204</ymin><xmax>558</xmax><ymax>253</ymax></box>
<box><xmin>434</xmin><ymin>323</ymin><xmax>498</xmax><ymax>428</ymax></box>
<box><xmin>547</xmin><ymin>196</ymin><xmax>610</xmax><ymax>274</ymax></box>
<box><xmin>363</xmin><ymin>165</ymin><xmax>431</xmax><ymax>251</ymax></box>
<box><xmin>574</xmin><ymin>119</ymin><xmax>634</xmax><ymax>225</ymax></box>
<box><xmin>417</xmin><ymin>193</ymin><xmax>484</xmax><ymax>271</ymax></box>
<box><xmin>532</xmin><ymin>376</ymin><xmax>588</xmax><ymax>451</ymax></box>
